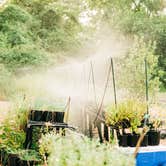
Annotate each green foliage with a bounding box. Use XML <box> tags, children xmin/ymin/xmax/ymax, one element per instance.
<box><xmin>105</xmin><ymin>100</ymin><xmax>146</xmax><ymax>133</ymax></box>
<box><xmin>0</xmin><ymin>1</ymin><xmax>89</xmax><ymax>75</ymax></box>
<box><xmin>0</xmin><ymin>123</ymin><xmax>25</xmax><ymax>150</ymax></box>
<box><xmin>156</xmin><ymin>29</ymin><xmax>166</xmax><ymax>87</ymax></box>
<box><xmin>89</xmin><ymin>0</ymin><xmax>166</xmax><ymax>89</ymax></box>
<box><xmin>14</xmin><ymin>98</ymin><xmax>30</xmax><ymax>130</ymax></box>
<box><xmin>38</xmin><ymin>1</ymin><xmax>82</xmax><ymax>52</ymax></box>
<box><xmin>39</xmin><ymin>132</ymin><xmax>135</xmax><ymax>166</ymax></box>
<box><xmin>0</xmin><ymin>0</ymin><xmax>93</xmax><ymax>99</ymax></box>
<box><xmin>19</xmin><ymin>150</ymin><xmax>41</xmax><ymax>161</ymax></box>
<box><xmin>0</xmin><ymin>45</ymin><xmax>47</xmax><ymax>69</ymax></box>
<box><xmin>0</xmin><ymin>98</ymin><xmax>29</xmax><ymax>151</ymax></box>
<box><xmin>0</xmin><ymin>4</ymin><xmax>48</xmax><ymax>71</ymax></box>
<box><xmin>0</xmin><ymin>4</ymin><xmax>30</xmax><ymax>24</ymax></box>
<box><xmin>11</xmin><ymin>0</ymin><xmax>84</xmax><ymax>52</ymax></box>
<box><xmin>116</xmin><ymin>38</ymin><xmax>160</xmax><ymax>100</ymax></box>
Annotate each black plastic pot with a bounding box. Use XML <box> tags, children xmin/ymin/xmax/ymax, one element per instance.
<box><xmin>0</xmin><ymin>149</ymin><xmax>8</xmax><ymax>166</ymax></box>
<box><xmin>55</xmin><ymin>112</ymin><xmax>65</xmax><ymax>123</ymax></box>
<box><xmin>33</xmin><ymin>110</ymin><xmax>43</xmax><ymax>121</ymax></box>
<box><xmin>127</xmin><ymin>134</ymin><xmax>140</xmax><ymax>147</ymax></box>
<box><xmin>147</xmin><ymin>130</ymin><xmax>160</xmax><ymax>145</ymax></box>
<box><xmin>141</xmin><ymin>134</ymin><xmax>148</xmax><ymax>147</ymax></box>
<box><xmin>0</xmin><ymin>148</ymin><xmax>2</xmax><ymax>164</ymax></box>
<box><xmin>29</xmin><ymin>110</ymin><xmax>65</xmax><ymax>123</ymax></box>
<box><xmin>7</xmin><ymin>153</ymin><xmax>20</xmax><ymax>166</ymax></box>
<box><xmin>127</xmin><ymin>133</ymin><xmax>148</xmax><ymax>147</ymax></box>
<box><xmin>118</xmin><ymin>134</ymin><xmax>128</xmax><ymax>147</ymax></box>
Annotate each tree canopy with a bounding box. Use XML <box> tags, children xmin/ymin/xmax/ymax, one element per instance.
<box><xmin>0</xmin><ymin>0</ymin><xmax>166</xmax><ymax>89</ymax></box>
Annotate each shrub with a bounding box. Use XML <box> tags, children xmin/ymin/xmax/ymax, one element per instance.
<box><xmin>0</xmin><ymin>4</ymin><xmax>31</xmax><ymax>25</ymax></box>
<box><xmin>0</xmin><ymin>45</ymin><xmax>47</xmax><ymax>70</ymax></box>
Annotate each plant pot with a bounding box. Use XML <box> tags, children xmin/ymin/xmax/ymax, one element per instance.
<box><xmin>0</xmin><ymin>148</ymin><xmax>2</xmax><ymax>164</ymax></box>
<box><xmin>34</xmin><ymin>110</ymin><xmax>43</xmax><ymax>121</ymax></box>
<box><xmin>118</xmin><ymin>134</ymin><xmax>128</xmax><ymax>147</ymax></box>
<box><xmin>29</xmin><ymin>110</ymin><xmax>65</xmax><ymax>123</ymax></box>
<box><xmin>7</xmin><ymin>153</ymin><xmax>20</xmax><ymax>166</ymax></box>
<box><xmin>19</xmin><ymin>160</ymin><xmax>39</xmax><ymax>166</ymax></box>
<box><xmin>29</xmin><ymin>110</ymin><xmax>42</xmax><ymax>121</ymax></box>
<box><xmin>55</xmin><ymin>112</ymin><xmax>64</xmax><ymax>123</ymax></box>
<box><xmin>147</xmin><ymin>130</ymin><xmax>160</xmax><ymax>145</ymax></box>
<box><xmin>0</xmin><ymin>149</ymin><xmax>8</xmax><ymax>166</ymax></box>
<box><xmin>141</xmin><ymin>134</ymin><xmax>148</xmax><ymax>147</ymax></box>
<box><xmin>45</xmin><ymin>111</ymin><xmax>52</xmax><ymax>122</ymax></box>
<box><xmin>127</xmin><ymin>134</ymin><xmax>140</xmax><ymax>147</ymax></box>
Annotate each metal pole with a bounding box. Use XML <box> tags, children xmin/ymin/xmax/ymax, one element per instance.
<box><xmin>145</xmin><ymin>58</ymin><xmax>149</xmax><ymax>114</ymax></box>
<box><xmin>111</xmin><ymin>58</ymin><xmax>117</xmax><ymax>106</ymax></box>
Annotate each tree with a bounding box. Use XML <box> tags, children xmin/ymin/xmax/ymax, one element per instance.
<box><xmin>86</xmin><ymin>0</ymin><xmax>166</xmax><ymax>89</ymax></box>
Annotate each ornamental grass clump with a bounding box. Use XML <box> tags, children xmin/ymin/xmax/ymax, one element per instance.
<box><xmin>39</xmin><ymin>132</ymin><xmax>135</xmax><ymax>166</ymax></box>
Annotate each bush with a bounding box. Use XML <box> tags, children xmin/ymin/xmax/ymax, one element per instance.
<box><xmin>0</xmin><ymin>4</ymin><xmax>49</xmax><ymax>71</ymax></box>
<box><xmin>0</xmin><ymin>4</ymin><xmax>31</xmax><ymax>25</ymax></box>
<box><xmin>0</xmin><ymin>45</ymin><xmax>47</xmax><ymax>70</ymax></box>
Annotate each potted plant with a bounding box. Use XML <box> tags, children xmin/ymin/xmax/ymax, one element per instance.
<box><xmin>105</xmin><ymin>100</ymin><xmax>147</xmax><ymax>147</ymax></box>
<box><xmin>147</xmin><ymin>118</ymin><xmax>161</xmax><ymax>145</ymax></box>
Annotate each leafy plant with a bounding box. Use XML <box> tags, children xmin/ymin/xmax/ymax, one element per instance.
<box><xmin>39</xmin><ymin>132</ymin><xmax>135</xmax><ymax>166</ymax></box>
<box><xmin>19</xmin><ymin>149</ymin><xmax>41</xmax><ymax>161</ymax></box>
<box><xmin>0</xmin><ymin>124</ymin><xmax>25</xmax><ymax>151</ymax></box>
<box><xmin>105</xmin><ymin>100</ymin><xmax>147</xmax><ymax>133</ymax></box>
<box><xmin>149</xmin><ymin>116</ymin><xmax>162</xmax><ymax>131</ymax></box>
<box><xmin>0</xmin><ymin>98</ymin><xmax>30</xmax><ymax>151</ymax></box>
